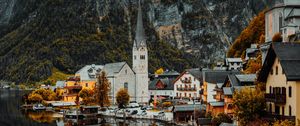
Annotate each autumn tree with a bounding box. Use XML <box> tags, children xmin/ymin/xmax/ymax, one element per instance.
<box><xmin>227</xmin><ymin>11</ymin><xmax>265</xmax><ymax>58</ymax></box>
<box><xmin>116</xmin><ymin>88</ymin><xmax>130</xmax><ymax>108</ymax></box>
<box><xmin>31</xmin><ymin>88</ymin><xmax>57</xmax><ymax>101</ymax></box>
<box><xmin>95</xmin><ymin>71</ymin><xmax>111</xmax><ymax>107</ymax></box>
<box><xmin>155</xmin><ymin>68</ymin><xmax>164</xmax><ymax>75</ymax></box>
<box><xmin>28</xmin><ymin>93</ymin><xmax>43</xmax><ymax>103</ymax></box>
<box><xmin>233</xmin><ymin>87</ymin><xmax>266</xmax><ymax>125</ymax></box>
<box><xmin>272</xmin><ymin>32</ymin><xmax>283</xmax><ymax>42</ymax></box>
<box><xmin>212</xmin><ymin>113</ymin><xmax>232</xmax><ymax>126</ymax></box>
<box><xmin>79</xmin><ymin>88</ymin><xmax>94</xmax><ymax>105</ymax></box>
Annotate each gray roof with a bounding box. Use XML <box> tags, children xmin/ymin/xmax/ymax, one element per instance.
<box><xmin>76</xmin><ymin>64</ymin><xmax>103</xmax><ymax>81</ymax></box>
<box><xmin>205</xmin><ymin>70</ymin><xmax>240</xmax><ymax>84</ymax></box>
<box><xmin>235</xmin><ymin>74</ymin><xmax>256</xmax><ymax>82</ymax></box>
<box><xmin>102</xmin><ymin>62</ymin><xmax>127</xmax><ymax>77</ymax></box>
<box><xmin>134</xmin><ymin>1</ymin><xmax>146</xmax><ymax>48</ymax></box>
<box><xmin>161</xmin><ymin>70</ymin><xmax>180</xmax><ymax>76</ymax></box>
<box><xmin>259</xmin><ymin>42</ymin><xmax>300</xmax><ymax>81</ymax></box>
<box><xmin>223</xmin><ymin>87</ymin><xmax>233</xmax><ymax>95</ymax></box>
<box><xmin>149</xmin><ymin>78</ymin><xmax>175</xmax><ymax>90</ymax></box>
<box><xmin>174</xmin><ymin>104</ymin><xmax>205</xmax><ymax>112</ymax></box>
<box><xmin>209</xmin><ymin>101</ymin><xmax>225</xmax><ymax>107</ymax></box>
<box><xmin>220</xmin><ymin>123</ymin><xmax>237</xmax><ymax>126</ymax></box>
<box><xmin>186</xmin><ymin>68</ymin><xmax>203</xmax><ymax>82</ymax></box>
<box><xmin>55</xmin><ymin>81</ymin><xmax>65</xmax><ymax>88</ymax></box>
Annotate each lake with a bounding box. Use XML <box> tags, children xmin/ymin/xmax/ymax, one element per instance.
<box><xmin>0</xmin><ymin>89</ymin><xmax>171</xmax><ymax>126</ymax></box>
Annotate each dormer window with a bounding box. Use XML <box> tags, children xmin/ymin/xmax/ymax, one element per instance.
<box><xmin>275</xmin><ymin>66</ymin><xmax>278</xmax><ymax>75</ymax></box>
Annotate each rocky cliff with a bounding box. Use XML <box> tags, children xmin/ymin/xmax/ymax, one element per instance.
<box><xmin>0</xmin><ymin>0</ymin><xmax>267</xmax><ymax>83</ymax></box>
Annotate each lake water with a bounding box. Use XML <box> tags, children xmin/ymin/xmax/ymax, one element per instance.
<box><xmin>0</xmin><ymin>89</ymin><xmax>171</xmax><ymax>126</ymax></box>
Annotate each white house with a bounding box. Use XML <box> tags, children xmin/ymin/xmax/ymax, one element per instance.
<box><xmin>226</xmin><ymin>58</ymin><xmax>243</xmax><ymax>70</ymax></box>
<box><xmin>173</xmin><ymin>68</ymin><xmax>203</xmax><ymax>100</ymax></box>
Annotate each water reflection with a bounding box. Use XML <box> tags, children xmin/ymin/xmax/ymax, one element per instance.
<box><xmin>0</xmin><ymin>89</ymin><xmax>171</xmax><ymax>126</ymax></box>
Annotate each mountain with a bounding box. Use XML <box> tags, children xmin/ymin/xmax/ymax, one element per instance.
<box><xmin>0</xmin><ymin>0</ymin><xmax>267</xmax><ymax>83</ymax></box>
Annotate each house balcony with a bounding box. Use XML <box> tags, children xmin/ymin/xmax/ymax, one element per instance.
<box><xmin>265</xmin><ymin>93</ymin><xmax>286</xmax><ymax>104</ymax></box>
<box><xmin>177</xmin><ymin>87</ymin><xmax>196</xmax><ymax>91</ymax></box>
<box><xmin>263</xmin><ymin>112</ymin><xmax>296</xmax><ymax>123</ymax></box>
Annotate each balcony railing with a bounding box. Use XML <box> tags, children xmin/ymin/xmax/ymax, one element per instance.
<box><xmin>177</xmin><ymin>87</ymin><xmax>196</xmax><ymax>91</ymax></box>
<box><xmin>265</xmin><ymin>93</ymin><xmax>286</xmax><ymax>104</ymax></box>
<box><xmin>64</xmin><ymin>85</ymin><xmax>82</xmax><ymax>90</ymax></box>
<box><xmin>263</xmin><ymin>112</ymin><xmax>296</xmax><ymax>123</ymax></box>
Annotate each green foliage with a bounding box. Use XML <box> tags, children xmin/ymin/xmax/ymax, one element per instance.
<box><xmin>116</xmin><ymin>88</ymin><xmax>130</xmax><ymax>108</ymax></box>
<box><xmin>211</xmin><ymin>113</ymin><xmax>232</xmax><ymax>126</ymax></box>
<box><xmin>227</xmin><ymin>11</ymin><xmax>265</xmax><ymax>58</ymax></box>
<box><xmin>233</xmin><ymin>87</ymin><xmax>266</xmax><ymax>125</ymax></box>
<box><xmin>0</xmin><ymin>1</ymin><xmax>196</xmax><ymax>83</ymax></box>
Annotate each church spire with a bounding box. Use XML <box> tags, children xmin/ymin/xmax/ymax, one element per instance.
<box><xmin>134</xmin><ymin>0</ymin><xmax>146</xmax><ymax>48</ymax></box>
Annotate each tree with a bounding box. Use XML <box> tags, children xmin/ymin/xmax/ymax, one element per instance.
<box><xmin>116</xmin><ymin>88</ymin><xmax>130</xmax><ymax>108</ymax></box>
<box><xmin>273</xmin><ymin>119</ymin><xmax>295</xmax><ymax>126</ymax></box>
<box><xmin>31</xmin><ymin>88</ymin><xmax>57</xmax><ymax>101</ymax></box>
<box><xmin>95</xmin><ymin>71</ymin><xmax>111</xmax><ymax>107</ymax></box>
<box><xmin>155</xmin><ymin>68</ymin><xmax>164</xmax><ymax>75</ymax></box>
<box><xmin>28</xmin><ymin>93</ymin><xmax>43</xmax><ymax>103</ymax></box>
<box><xmin>211</xmin><ymin>113</ymin><xmax>232</xmax><ymax>126</ymax></box>
<box><xmin>272</xmin><ymin>32</ymin><xmax>282</xmax><ymax>42</ymax></box>
<box><xmin>233</xmin><ymin>87</ymin><xmax>266</xmax><ymax>125</ymax></box>
<box><xmin>79</xmin><ymin>88</ymin><xmax>94</xmax><ymax>105</ymax></box>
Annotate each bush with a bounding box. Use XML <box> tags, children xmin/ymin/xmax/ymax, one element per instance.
<box><xmin>212</xmin><ymin>113</ymin><xmax>232</xmax><ymax>126</ymax></box>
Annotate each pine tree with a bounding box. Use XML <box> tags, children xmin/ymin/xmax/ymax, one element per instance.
<box><xmin>95</xmin><ymin>71</ymin><xmax>111</xmax><ymax>107</ymax></box>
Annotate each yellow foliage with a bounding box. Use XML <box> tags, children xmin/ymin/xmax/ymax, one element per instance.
<box><xmin>162</xmin><ymin>101</ymin><xmax>172</xmax><ymax>108</ymax></box>
<box><xmin>116</xmin><ymin>88</ymin><xmax>130</xmax><ymax>108</ymax></box>
<box><xmin>155</xmin><ymin>68</ymin><xmax>164</xmax><ymax>75</ymax></box>
<box><xmin>273</xmin><ymin>120</ymin><xmax>295</xmax><ymax>126</ymax></box>
<box><xmin>28</xmin><ymin>93</ymin><xmax>43</xmax><ymax>103</ymax></box>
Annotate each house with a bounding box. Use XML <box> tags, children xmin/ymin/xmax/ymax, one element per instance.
<box><xmin>261</xmin><ymin>0</ymin><xmax>300</xmax><ymax>64</ymax></box>
<box><xmin>245</xmin><ymin>44</ymin><xmax>259</xmax><ymax>61</ymax></box>
<box><xmin>258</xmin><ymin>42</ymin><xmax>300</xmax><ymax>124</ymax></box>
<box><xmin>173</xmin><ymin>104</ymin><xmax>206</xmax><ymax>123</ymax></box>
<box><xmin>149</xmin><ymin>78</ymin><xmax>175</xmax><ymax>99</ymax></box>
<box><xmin>202</xmin><ymin>70</ymin><xmax>241</xmax><ymax>116</ymax></box>
<box><xmin>173</xmin><ymin>68</ymin><xmax>203</xmax><ymax>101</ymax></box>
<box><xmin>75</xmin><ymin>64</ymin><xmax>103</xmax><ymax>89</ymax></box>
<box><xmin>214</xmin><ymin>74</ymin><xmax>256</xmax><ymax>116</ymax></box>
<box><xmin>102</xmin><ymin>62</ymin><xmax>136</xmax><ymax>104</ymax></box>
<box><xmin>63</xmin><ymin>76</ymin><xmax>82</xmax><ymax>102</ymax></box>
<box><xmin>225</xmin><ymin>58</ymin><xmax>243</xmax><ymax>70</ymax></box>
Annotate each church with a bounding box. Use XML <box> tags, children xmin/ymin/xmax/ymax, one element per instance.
<box><xmin>63</xmin><ymin>2</ymin><xmax>149</xmax><ymax>105</ymax></box>
<box><xmin>103</xmin><ymin>2</ymin><xmax>149</xmax><ymax>104</ymax></box>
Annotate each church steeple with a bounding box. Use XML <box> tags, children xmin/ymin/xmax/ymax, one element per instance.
<box><xmin>134</xmin><ymin>0</ymin><xmax>146</xmax><ymax>48</ymax></box>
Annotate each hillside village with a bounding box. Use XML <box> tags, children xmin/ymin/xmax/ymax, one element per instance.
<box><xmin>3</xmin><ymin>0</ymin><xmax>300</xmax><ymax>126</ymax></box>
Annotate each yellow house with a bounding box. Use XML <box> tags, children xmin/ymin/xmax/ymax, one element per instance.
<box><xmin>258</xmin><ymin>42</ymin><xmax>300</xmax><ymax>125</ymax></box>
<box><xmin>62</xmin><ymin>64</ymin><xmax>103</xmax><ymax>102</ymax></box>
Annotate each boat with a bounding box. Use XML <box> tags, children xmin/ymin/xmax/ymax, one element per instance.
<box><xmin>115</xmin><ymin>109</ymin><xmax>132</xmax><ymax>119</ymax></box>
<box><xmin>32</xmin><ymin>104</ymin><xmax>46</xmax><ymax>110</ymax></box>
<box><xmin>64</xmin><ymin>108</ymin><xmax>84</xmax><ymax>119</ymax></box>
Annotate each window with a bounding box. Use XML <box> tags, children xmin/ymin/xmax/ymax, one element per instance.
<box><xmin>124</xmin><ymin>82</ymin><xmax>128</xmax><ymax>89</ymax></box>
<box><xmin>184</xmin><ymin>93</ymin><xmax>187</xmax><ymax>97</ymax></box>
<box><xmin>269</xmin><ymin>104</ymin><xmax>272</xmax><ymax>112</ymax></box>
<box><xmin>176</xmin><ymin>93</ymin><xmax>178</xmax><ymax>97</ymax></box>
<box><xmin>269</xmin><ymin>86</ymin><xmax>272</xmax><ymax>94</ymax></box>
<box><xmin>140</xmin><ymin>55</ymin><xmax>145</xmax><ymax>60</ymax></box>
<box><xmin>276</xmin><ymin>66</ymin><xmax>278</xmax><ymax>75</ymax></box>
<box><xmin>189</xmin><ymin>93</ymin><xmax>191</xmax><ymax>98</ymax></box>
<box><xmin>86</xmin><ymin>83</ymin><xmax>88</xmax><ymax>87</ymax></box>
<box><xmin>289</xmin><ymin>106</ymin><xmax>292</xmax><ymax>116</ymax></box>
<box><xmin>289</xmin><ymin>86</ymin><xmax>292</xmax><ymax>97</ymax></box>
<box><xmin>271</xmin><ymin>68</ymin><xmax>273</xmax><ymax>75</ymax></box>
<box><xmin>134</xmin><ymin>55</ymin><xmax>137</xmax><ymax>60</ymax></box>
<box><xmin>125</xmin><ymin>69</ymin><xmax>127</xmax><ymax>74</ymax></box>
<box><xmin>282</xmin><ymin>87</ymin><xmax>286</xmax><ymax>95</ymax></box>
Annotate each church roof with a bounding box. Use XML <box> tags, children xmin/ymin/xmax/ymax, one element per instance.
<box><xmin>102</xmin><ymin>62</ymin><xmax>127</xmax><ymax>77</ymax></box>
<box><xmin>134</xmin><ymin>1</ymin><xmax>146</xmax><ymax>48</ymax></box>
